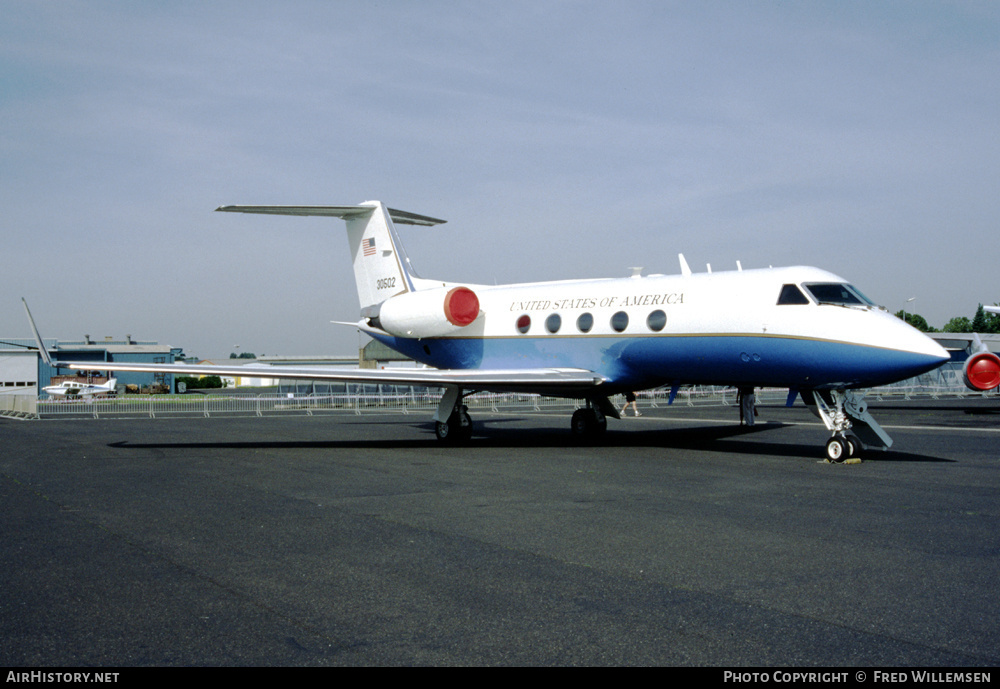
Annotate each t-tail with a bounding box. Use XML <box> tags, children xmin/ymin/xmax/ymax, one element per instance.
<box><xmin>215</xmin><ymin>201</ymin><xmax>446</xmax><ymax>315</ymax></box>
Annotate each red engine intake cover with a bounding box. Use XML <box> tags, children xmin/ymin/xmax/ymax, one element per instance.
<box><xmin>443</xmin><ymin>287</ymin><xmax>480</xmax><ymax>327</ymax></box>
<box><xmin>965</xmin><ymin>351</ymin><xmax>1000</xmax><ymax>391</ymax></box>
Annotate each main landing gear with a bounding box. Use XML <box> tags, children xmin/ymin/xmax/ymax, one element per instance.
<box><xmin>806</xmin><ymin>389</ymin><xmax>893</xmax><ymax>463</ymax></box>
<box><xmin>570</xmin><ymin>396</ymin><xmax>618</xmax><ymax>440</ymax></box>
<box><xmin>435</xmin><ymin>405</ymin><xmax>473</xmax><ymax>442</ymax></box>
<box><xmin>432</xmin><ymin>387</ymin><xmax>620</xmax><ymax>443</ymax></box>
<box><xmin>434</xmin><ymin>385</ymin><xmax>474</xmax><ymax>443</ymax></box>
<box><xmin>571</xmin><ymin>407</ymin><xmax>606</xmax><ymax>436</ymax></box>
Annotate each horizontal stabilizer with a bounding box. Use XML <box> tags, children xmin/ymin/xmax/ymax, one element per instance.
<box><xmin>216</xmin><ymin>204</ymin><xmax>446</xmax><ymax>226</ymax></box>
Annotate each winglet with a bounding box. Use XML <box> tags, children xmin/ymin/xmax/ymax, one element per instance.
<box><xmin>21</xmin><ymin>298</ymin><xmax>52</xmax><ymax>366</ymax></box>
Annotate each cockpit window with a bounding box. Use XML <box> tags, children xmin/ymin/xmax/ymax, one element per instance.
<box><xmin>803</xmin><ymin>283</ymin><xmax>875</xmax><ymax>306</ymax></box>
<box><xmin>848</xmin><ymin>284</ymin><xmax>877</xmax><ymax>306</ymax></box>
<box><xmin>777</xmin><ymin>284</ymin><xmax>810</xmax><ymax>305</ymax></box>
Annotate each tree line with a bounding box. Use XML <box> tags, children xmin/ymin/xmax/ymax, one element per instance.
<box><xmin>895</xmin><ymin>304</ymin><xmax>1000</xmax><ymax>333</ymax></box>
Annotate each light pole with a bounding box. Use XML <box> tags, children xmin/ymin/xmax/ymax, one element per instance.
<box><xmin>902</xmin><ymin>297</ymin><xmax>916</xmax><ymax>325</ymax></box>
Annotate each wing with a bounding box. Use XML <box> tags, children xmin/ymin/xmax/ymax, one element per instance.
<box><xmin>62</xmin><ymin>361</ymin><xmax>605</xmax><ymax>396</ymax></box>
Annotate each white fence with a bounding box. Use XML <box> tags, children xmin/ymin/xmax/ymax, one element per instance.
<box><xmin>1</xmin><ymin>383</ymin><xmax>995</xmax><ymax>420</ymax></box>
<box><xmin>0</xmin><ymin>389</ymin><xmax>38</xmax><ymax>419</ymax></box>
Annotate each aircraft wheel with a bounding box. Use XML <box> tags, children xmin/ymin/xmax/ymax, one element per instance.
<box><xmin>436</xmin><ymin>408</ymin><xmax>473</xmax><ymax>443</ymax></box>
<box><xmin>825</xmin><ymin>436</ymin><xmax>848</xmax><ymax>463</ymax></box>
<box><xmin>435</xmin><ymin>420</ymin><xmax>453</xmax><ymax>442</ymax></box>
<box><xmin>571</xmin><ymin>409</ymin><xmax>607</xmax><ymax>438</ymax></box>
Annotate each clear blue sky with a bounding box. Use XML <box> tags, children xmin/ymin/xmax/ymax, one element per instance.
<box><xmin>3</xmin><ymin>1</ymin><xmax>998</xmax><ymax>359</ymax></box>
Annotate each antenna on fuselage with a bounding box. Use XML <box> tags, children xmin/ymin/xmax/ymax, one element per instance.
<box><xmin>678</xmin><ymin>254</ymin><xmax>692</xmax><ymax>277</ymax></box>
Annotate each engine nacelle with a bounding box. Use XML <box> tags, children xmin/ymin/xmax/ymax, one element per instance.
<box><xmin>376</xmin><ymin>286</ymin><xmax>481</xmax><ymax>338</ymax></box>
<box><xmin>963</xmin><ymin>350</ymin><xmax>1000</xmax><ymax>391</ymax></box>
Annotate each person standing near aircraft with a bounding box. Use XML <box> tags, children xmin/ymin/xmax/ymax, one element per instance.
<box><xmin>738</xmin><ymin>387</ymin><xmax>756</xmax><ymax>426</ymax></box>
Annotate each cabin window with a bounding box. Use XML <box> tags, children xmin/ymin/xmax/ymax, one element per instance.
<box><xmin>545</xmin><ymin>313</ymin><xmax>562</xmax><ymax>334</ymax></box>
<box><xmin>577</xmin><ymin>313</ymin><xmax>594</xmax><ymax>333</ymax></box>
<box><xmin>777</xmin><ymin>284</ymin><xmax>810</xmax><ymax>305</ymax></box>
<box><xmin>610</xmin><ymin>311</ymin><xmax>629</xmax><ymax>333</ymax></box>
<box><xmin>516</xmin><ymin>314</ymin><xmax>531</xmax><ymax>334</ymax></box>
<box><xmin>803</xmin><ymin>283</ymin><xmax>874</xmax><ymax>306</ymax></box>
<box><xmin>646</xmin><ymin>310</ymin><xmax>667</xmax><ymax>331</ymax></box>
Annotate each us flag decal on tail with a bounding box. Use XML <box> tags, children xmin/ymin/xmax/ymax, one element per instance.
<box><xmin>363</xmin><ymin>237</ymin><xmax>376</xmax><ymax>256</ymax></box>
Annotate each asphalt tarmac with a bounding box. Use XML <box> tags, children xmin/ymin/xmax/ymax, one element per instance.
<box><xmin>2</xmin><ymin>398</ymin><xmax>999</xmax><ymax>666</ymax></box>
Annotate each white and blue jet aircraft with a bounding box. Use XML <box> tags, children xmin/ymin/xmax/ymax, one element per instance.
<box><xmin>47</xmin><ymin>200</ymin><xmax>948</xmax><ymax>461</ymax></box>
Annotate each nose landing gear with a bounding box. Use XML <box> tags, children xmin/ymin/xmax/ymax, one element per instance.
<box><xmin>808</xmin><ymin>389</ymin><xmax>892</xmax><ymax>462</ymax></box>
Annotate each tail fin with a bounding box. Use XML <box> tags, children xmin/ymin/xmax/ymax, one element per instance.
<box><xmin>216</xmin><ymin>201</ymin><xmax>446</xmax><ymax>314</ymax></box>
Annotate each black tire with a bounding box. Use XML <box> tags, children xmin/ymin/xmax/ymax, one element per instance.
<box><xmin>826</xmin><ymin>436</ymin><xmax>847</xmax><ymax>463</ymax></box>
<box><xmin>571</xmin><ymin>408</ymin><xmax>607</xmax><ymax>438</ymax></box>
<box><xmin>437</xmin><ymin>409</ymin><xmax>472</xmax><ymax>443</ymax></box>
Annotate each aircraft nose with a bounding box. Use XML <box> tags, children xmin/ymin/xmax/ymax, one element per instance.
<box><xmin>896</xmin><ymin>325</ymin><xmax>949</xmax><ymax>377</ymax></box>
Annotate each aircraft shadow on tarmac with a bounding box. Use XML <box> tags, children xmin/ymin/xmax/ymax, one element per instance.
<box><xmin>107</xmin><ymin>419</ymin><xmax>951</xmax><ymax>463</ymax></box>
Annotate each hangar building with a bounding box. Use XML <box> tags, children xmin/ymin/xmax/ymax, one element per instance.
<box><xmin>0</xmin><ymin>335</ymin><xmax>184</xmax><ymax>394</ymax></box>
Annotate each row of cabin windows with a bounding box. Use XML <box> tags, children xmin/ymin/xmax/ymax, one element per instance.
<box><xmin>515</xmin><ymin>309</ymin><xmax>668</xmax><ymax>335</ymax></box>
<box><xmin>513</xmin><ymin>282</ymin><xmax>873</xmax><ymax>334</ymax></box>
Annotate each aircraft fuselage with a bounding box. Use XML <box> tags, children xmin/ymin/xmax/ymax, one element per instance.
<box><xmin>370</xmin><ymin>265</ymin><xmax>946</xmax><ymax>393</ymax></box>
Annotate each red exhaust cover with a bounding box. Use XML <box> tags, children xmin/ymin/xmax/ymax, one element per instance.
<box><xmin>444</xmin><ymin>287</ymin><xmax>479</xmax><ymax>327</ymax></box>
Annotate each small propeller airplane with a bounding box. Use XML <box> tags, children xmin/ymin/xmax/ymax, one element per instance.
<box><xmin>26</xmin><ymin>201</ymin><xmax>950</xmax><ymax>461</ymax></box>
<box><xmin>42</xmin><ymin>378</ymin><xmax>118</xmax><ymax>399</ymax></box>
